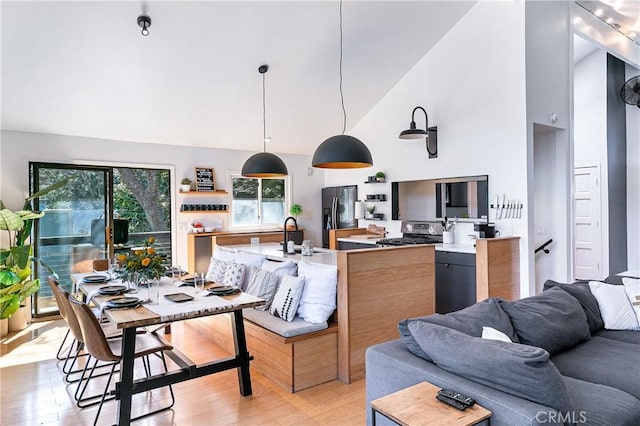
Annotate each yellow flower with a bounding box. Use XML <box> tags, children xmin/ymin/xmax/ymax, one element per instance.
<box><xmin>148</xmin><ymin>237</ymin><xmax>156</xmax><ymax>244</ymax></box>
<box><xmin>117</xmin><ymin>254</ymin><xmax>127</xmax><ymax>262</ymax></box>
<box><xmin>134</xmin><ymin>250</ymin><xmax>143</xmax><ymax>256</ymax></box>
<box><xmin>141</xmin><ymin>258</ymin><xmax>151</xmax><ymax>267</ymax></box>
<box><xmin>146</xmin><ymin>247</ymin><xmax>156</xmax><ymax>255</ymax></box>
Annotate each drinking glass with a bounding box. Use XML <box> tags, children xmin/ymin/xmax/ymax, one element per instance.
<box><xmin>171</xmin><ymin>265</ymin><xmax>182</xmax><ymax>282</ymax></box>
<box><xmin>195</xmin><ymin>272</ymin><xmax>205</xmax><ymax>293</ymax></box>
<box><xmin>148</xmin><ymin>279</ymin><xmax>160</xmax><ymax>305</ymax></box>
<box><xmin>127</xmin><ymin>272</ymin><xmax>139</xmax><ymax>294</ymax></box>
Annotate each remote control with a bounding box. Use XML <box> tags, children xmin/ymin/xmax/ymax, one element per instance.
<box><xmin>438</xmin><ymin>389</ymin><xmax>475</xmax><ymax>407</ymax></box>
<box><xmin>436</xmin><ymin>394</ymin><xmax>468</xmax><ymax>411</ymax></box>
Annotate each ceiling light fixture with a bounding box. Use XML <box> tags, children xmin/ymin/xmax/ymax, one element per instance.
<box><xmin>137</xmin><ymin>15</ymin><xmax>151</xmax><ymax>36</ymax></box>
<box><xmin>241</xmin><ymin>65</ymin><xmax>288</xmax><ymax>178</ymax></box>
<box><xmin>312</xmin><ymin>0</ymin><xmax>373</xmax><ymax>169</ymax></box>
<box><xmin>399</xmin><ymin>106</ymin><xmax>438</xmax><ymax>159</ymax></box>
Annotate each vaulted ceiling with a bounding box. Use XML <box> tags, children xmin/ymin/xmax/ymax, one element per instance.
<box><xmin>1</xmin><ymin>1</ymin><xmax>475</xmax><ymax>155</ymax></box>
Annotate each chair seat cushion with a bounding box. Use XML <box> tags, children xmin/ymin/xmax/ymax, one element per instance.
<box><xmin>243</xmin><ymin>309</ymin><xmax>327</xmax><ymax>338</ymax></box>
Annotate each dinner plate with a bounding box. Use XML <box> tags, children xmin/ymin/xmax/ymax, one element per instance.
<box><xmin>208</xmin><ymin>286</ymin><xmax>240</xmax><ymax>296</ymax></box>
<box><xmin>180</xmin><ymin>277</ymin><xmax>213</xmax><ymax>286</ymax></box>
<box><xmin>106</xmin><ymin>297</ymin><xmax>140</xmax><ymax>308</ymax></box>
<box><xmin>98</xmin><ymin>285</ymin><xmax>128</xmax><ymax>295</ymax></box>
<box><xmin>83</xmin><ymin>274</ymin><xmax>110</xmax><ymax>284</ymax></box>
<box><xmin>164</xmin><ymin>293</ymin><xmax>194</xmax><ymax>303</ymax></box>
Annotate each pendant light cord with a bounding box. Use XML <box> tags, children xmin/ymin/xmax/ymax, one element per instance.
<box><xmin>262</xmin><ymin>71</ymin><xmax>267</xmax><ymax>152</ymax></box>
<box><xmin>339</xmin><ymin>0</ymin><xmax>346</xmax><ymax>135</ymax></box>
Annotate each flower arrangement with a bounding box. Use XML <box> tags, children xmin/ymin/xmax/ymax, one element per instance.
<box><xmin>117</xmin><ymin>237</ymin><xmax>165</xmax><ymax>281</ymax></box>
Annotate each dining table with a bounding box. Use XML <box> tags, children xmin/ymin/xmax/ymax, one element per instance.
<box><xmin>72</xmin><ymin>272</ymin><xmax>265</xmax><ymax>426</ymax></box>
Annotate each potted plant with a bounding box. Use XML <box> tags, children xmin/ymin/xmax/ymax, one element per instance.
<box><xmin>180</xmin><ymin>178</ymin><xmax>192</xmax><ymax>193</ymax></box>
<box><xmin>0</xmin><ymin>180</ymin><xmax>67</xmax><ymax>333</ymax></box>
<box><xmin>375</xmin><ymin>171</ymin><xmax>386</xmax><ymax>183</ymax></box>
<box><xmin>289</xmin><ymin>204</ymin><xmax>302</xmax><ymax>221</ymax></box>
<box><xmin>441</xmin><ymin>216</ymin><xmax>456</xmax><ymax>244</ymax></box>
<box><xmin>366</xmin><ymin>205</ymin><xmax>376</xmax><ymax>219</ymax></box>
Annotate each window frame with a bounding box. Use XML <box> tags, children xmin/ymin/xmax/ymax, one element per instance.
<box><xmin>228</xmin><ymin>171</ymin><xmax>291</xmax><ymax>230</ymax></box>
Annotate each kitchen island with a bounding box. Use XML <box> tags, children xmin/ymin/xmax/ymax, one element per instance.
<box><xmin>220</xmin><ymin>242</ymin><xmax>337</xmax><ymax>266</ymax></box>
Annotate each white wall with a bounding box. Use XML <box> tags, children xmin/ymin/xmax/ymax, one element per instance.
<box><xmin>0</xmin><ymin>130</ymin><xmax>324</xmax><ymax>269</ymax></box>
<box><xmin>627</xmin><ymin>64</ymin><xmax>640</xmax><ymax>271</ymax></box>
<box><xmin>322</xmin><ymin>2</ymin><xmax>533</xmax><ymax>295</ymax></box>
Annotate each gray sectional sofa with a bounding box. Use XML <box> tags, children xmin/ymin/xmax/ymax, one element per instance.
<box><xmin>366</xmin><ymin>279</ymin><xmax>640</xmax><ymax>425</ymax></box>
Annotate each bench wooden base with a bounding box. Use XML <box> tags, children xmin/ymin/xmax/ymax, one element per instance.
<box><xmin>197</xmin><ymin>313</ymin><xmax>338</xmax><ymax>392</ymax></box>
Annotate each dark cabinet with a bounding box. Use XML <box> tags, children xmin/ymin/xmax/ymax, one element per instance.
<box><xmin>435</xmin><ymin>251</ymin><xmax>476</xmax><ymax>314</ymax></box>
<box><xmin>337</xmin><ymin>241</ymin><xmax>372</xmax><ymax>250</ymax></box>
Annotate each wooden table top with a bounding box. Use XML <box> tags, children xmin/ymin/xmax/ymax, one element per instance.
<box><xmin>72</xmin><ymin>273</ymin><xmax>265</xmax><ymax>329</ymax></box>
<box><xmin>370</xmin><ymin>381</ymin><xmax>491</xmax><ymax>426</ymax></box>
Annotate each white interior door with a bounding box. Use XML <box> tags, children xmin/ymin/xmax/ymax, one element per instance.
<box><xmin>574</xmin><ymin>165</ymin><xmax>602</xmax><ymax>280</ymax></box>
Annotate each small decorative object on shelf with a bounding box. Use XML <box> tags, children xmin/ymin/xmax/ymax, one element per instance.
<box><xmin>375</xmin><ymin>171</ymin><xmax>386</xmax><ymax>182</ymax></box>
<box><xmin>180</xmin><ymin>178</ymin><xmax>192</xmax><ymax>193</ymax></box>
<box><xmin>195</xmin><ymin>167</ymin><xmax>216</xmax><ymax>191</ymax></box>
<box><xmin>191</xmin><ymin>221</ymin><xmax>204</xmax><ymax>233</ymax></box>
<box><xmin>366</xmin><ymin>205</ymin><xmax>376</xmax><ymax>219</ymax></box>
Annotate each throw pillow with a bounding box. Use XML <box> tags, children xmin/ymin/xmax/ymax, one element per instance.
<box><xmin>270</xmin><ymin>275</ymin><xmax>305</xmax><ymax>322</ymax></box>
<box><xmin>543</xmin><ymin>279</ymin><xmax>604</xmax><ymax>333</ymax></box>
<box><xmin>245</xmin><ymin>269</ymin><xmax>280</xmax><ymax>311</ymax></box>
<box><xmin>499</xmin><ymin>287</ymin><xmax>591</xmax><ymax>355</ymax></box>
<box><xmin>482</xmin><ymin>326</ymin><xmax>511</xmax><ymax>342</ymax></box>
<box><xmin>262</xmin><ymin>259</ymin><xmax>298</xmax><ymax>278</ymax></box>
<box><xmin>296</xmin><ymin>262</ymin><xmax>338</xmax><ymax>324</ymax></box>
<box><xmin>213</xmin><ymin>245</ymin><xmax>236</xmax><ymax>262</ymax></box>
<box><xmin>205</xmin><ymin>258</ymin><xmax>232</xmax><ymax>283</ymax></box>
<box><xmin>408</xmin><ymin>321</ymin><xmax>575</xmax><ymax>416</ymax></box>
<box><xmin>588</xmin><ymin>281</ymin><xmax>639</xmax><ymax>330</ymax></box>
<box><xmin>398</xmin><ymin>298</ymin><xmax>518</xmax><ymax>362</ymax></box>
<box><xmin>236</xmin><ymin>251</ymin><xmax>267</xmax><ymax>290</ymax></box>
<box><xmin>222</xmin><ymin>262</ymin><xmax>245</xmax><ymax>289</ymax></box>
<box><xmin>622</xmin><ymin>277</ymin><xmax>640</xmax><ymax>323</ymax></box>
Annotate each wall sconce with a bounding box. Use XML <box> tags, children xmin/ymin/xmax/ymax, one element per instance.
<box><xmin>399</xmin><ymin>106</ymin><xmax>438</xmax><ymax>159</ymax></box>
<box><xmin>137</xmin><ymin>15</ymin><xmax>151</xmax><ymax>37</ymax></box>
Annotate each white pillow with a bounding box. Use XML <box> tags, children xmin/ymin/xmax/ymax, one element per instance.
<box><xmin>296</xmin><ymin>262</ymin><xmax>338</xmax><ymax>324</ymax></box>
<box><xmin>223</xmin><ymin>262</ymin><xmax>245</xmax><ymax>289</ymax></box>
<box><xmin>236</xmin><ymin>250</ymin><xmax>267</xmax><ymax>268</ymax></box>
<box><xmin>213</xmin><ymin>245</ymin><xmax>236</xmax><ymax>262</ymax></box>
<box><xmin>262</xmin><ymin>259</ymin><xmax>298</xmax><ymax>278</ymax></box>
<box><xmin>205</xmin><ymin>258</ymin><xmax>231</xmax><ymax>283</ymax></box>
<box><xmin>245</xmin><ymin>269</ymin><xmax>280</xmax><ymax>311</ymax></box>
<box><xmin>481</xmin><ymin>326</ymin><xmax>512</xmax><ymax>342</ymax></box>
<box><xmin>270</xmin><ymin>275</ymin><xmax>305</xmax><ymax>322</ymax></box>
<box><xmin>589</xmin><ymin>281</ymin><xmax>640</xmax><ymax>330</ymax></box>
<box><xmin>622</xmin><ymin>277</ymin><xmax>640</xmax><ymax>324</ymax></box>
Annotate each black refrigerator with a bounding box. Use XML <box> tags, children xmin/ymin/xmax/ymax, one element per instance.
<box><xmin>321</xmin><ymin>185</ymin><xmax>358</xmax><ymax>248</ymax></box>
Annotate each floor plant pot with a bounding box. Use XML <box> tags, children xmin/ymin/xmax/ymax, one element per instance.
<box><xmin>0</xmin><ymin>319</ymin><xmax>8</xmax><ymax>337</ymax></box>
<box><xmin>8</xmin><ymin>305</ymin><xmax>30</xmax><ymax>332</ymax></box>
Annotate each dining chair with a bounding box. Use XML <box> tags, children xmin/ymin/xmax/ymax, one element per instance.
<box><xmin>92</xmin><ymin>259</ymin><xmax>109</xmax><ymax>272</ymax></box>
<box><xmin>68</xmin><ymin>294</ymin><xmax>176</xmax><ymax>425</ymax></box>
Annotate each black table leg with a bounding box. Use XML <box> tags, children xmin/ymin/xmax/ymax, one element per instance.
<box><xmin>231</xmin><ymin>309</ymin><xmax>252</xmax><ymax>396</ymax></box>
<box><xmin>117</xmin><ymin>327</ymin><xmax>136</xmax><ymax>426</ymax></box>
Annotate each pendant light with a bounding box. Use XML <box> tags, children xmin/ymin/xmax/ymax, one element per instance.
<box><xmin>241</xmin><ymin>65</ymin><xmax>288</xmax><ymax>177</ymax></box>
<box><xmin>312</xmin><ymin>0</ymin><xmax>373</xmax><ymax>169</ymax></box>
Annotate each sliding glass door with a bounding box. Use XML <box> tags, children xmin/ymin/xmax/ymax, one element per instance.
<box><xmin>31</xmin><ymin>163</ymin><xmax>172</xmax><ymax>317</ymax></box>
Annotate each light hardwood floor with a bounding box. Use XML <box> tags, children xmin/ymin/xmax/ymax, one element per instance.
<box><xmin>0</xmin><ymin>318</ymin><xmax>366</xmax><ymax>426</ymax></box>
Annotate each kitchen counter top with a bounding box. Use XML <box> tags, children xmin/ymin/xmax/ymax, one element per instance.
<box><xmin>433</xmin><ymin>243</ymin><xmax>476</xmax><ymax>254</ymax></box>
<box><xmin>336</xmin><ymin>235</ymin><xmax>381</xmax><ymax>245</ymax></box>
<box><xmin>220</xmin><ymin>243</ymin><xmax>337</xmax><ymax>266</ymax></box>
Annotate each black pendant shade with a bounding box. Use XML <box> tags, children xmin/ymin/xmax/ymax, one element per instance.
<box><xmin>312</xmin><ymin>135</ymin><xmax>373</xmax><ymax>169</ymax></box>
<box><xmin>241</xmin><ymin>64</ymin><xmax>288</xmax><ymax>177</ymax></box>
<box><xmin>241</xmin><ymin>152</ymin><xmax>288</xmax><ymax>177</ymax></box>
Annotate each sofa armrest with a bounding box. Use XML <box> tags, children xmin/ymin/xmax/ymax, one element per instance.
<box><xmin>366</xmin><ymin>340</ymin><xmax>564</xmax><ymax>426</ymax></box>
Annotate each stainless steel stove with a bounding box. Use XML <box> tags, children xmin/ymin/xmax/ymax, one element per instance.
<box><xmin>377</xmin><ymin>221</ymin><xmax>443</xmax><ymax>246</ymax></box>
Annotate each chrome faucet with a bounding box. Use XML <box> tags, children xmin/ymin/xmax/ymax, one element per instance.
<box><xmin>283</xmin><ymin>216</ymin><xmax>298</xmax><ymax>252</ymax></box>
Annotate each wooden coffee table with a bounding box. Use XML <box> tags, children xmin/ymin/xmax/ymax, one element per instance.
<box><xmin>370</xmin><ymin>381</ymin><xmax>491</xmax><ymax>426</ymax></box>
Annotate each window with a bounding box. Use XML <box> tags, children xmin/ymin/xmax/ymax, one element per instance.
<box><xmin>231</xmin><ymin>174</ymin><xmax>288</xmax><ymax>228</ymax></box>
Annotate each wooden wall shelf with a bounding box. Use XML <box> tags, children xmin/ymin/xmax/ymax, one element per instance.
<box><xmin>180</xmin><ymin>190</ymin><xmax>228</xmax><ymax>195</ymax></box>
<box><xmin>180</xmin><ymin>210</ymin><xmax>229</xmax><ymax>214</ymax></box>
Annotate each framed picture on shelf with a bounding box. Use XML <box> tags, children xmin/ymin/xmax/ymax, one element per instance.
<box><xmin>195</xmin><ymin>167</ymin><xmax>215</xmax><ymax>191</ymax></box>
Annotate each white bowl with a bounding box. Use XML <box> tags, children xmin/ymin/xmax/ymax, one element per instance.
<box><xmin>204</xmin><ymin>226</ymin><xmax>214</xmax><ymax>232</ymax></box>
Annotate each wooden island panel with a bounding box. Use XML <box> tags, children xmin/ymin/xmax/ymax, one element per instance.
<box><xmin>476</xmin><ymin>236</ymin><xmax>520</xmax><ymax>301</ymax></box>
<box><xmin>337</xmin><ymin>245</ymin><xmax>435</xmax><ymax>383</ymax></box>
<box><xmin>328</xmin><ymin>228</ymin><xmax>367</xmax><ymax>249</ymax></box>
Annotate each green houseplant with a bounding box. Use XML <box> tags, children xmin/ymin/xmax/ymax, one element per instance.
<box><xmin>180</xmin><ymin>178</ymin><xmax>192</xmax><ymax>193</ymax></box>
<box><xmin>289</xmin><ymin>204</ymin><xmax>302</xmax><ymax>220</ymax></box>
<box><xmin>375</xmin><ymin>171</ymin><xmax>386</xmax><ymax>182</ymax></box>
<box><xmin>0</xmin><ymin>180</ymin><xmax>68</xmax><ymax>319</ymax></box>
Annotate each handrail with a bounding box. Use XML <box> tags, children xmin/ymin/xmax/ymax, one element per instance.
<box><xmin>535</xmin><ymin>239</ymin><xmax>553</xmax><ymax>254</ymax></box>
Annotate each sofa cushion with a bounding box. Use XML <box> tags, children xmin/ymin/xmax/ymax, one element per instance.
<box><xmin>543</xmin><ymin>279</ymin><xmax>604</xmax><ymax>333</ymax></box>
<box><xmin>270</xmin><ymin>275</ymin><xmax>305</xmax><ymax>322</ymax></box>
<box><xmin>499</xmin><ymin>287</ymin><xmax>591</xmax><ymax>355</ymax></box>
<box><xmin>562</xmin><ymin>376</ymin><xmax>640</xmax><ymax>426</ymax></box>
<box><xmin>296</xmin><ymin>262</ymin><xmax>337</xmax><ymax>324</ymax></box>
<box><xmin>243</xmin><ymin>308</ymin><xmax>327</xmax><ymax>337</ymax></box>
<box><xmin>262</xmin><ymin>259</ymin><xmax>298</xmax><ymax>278</ymax></box>
<box><xmin>482</xmin><ymin>326</ymin><xmax>511</xmax><ymax>342</ymax></box>
<box><xmin>623</xmin><ymin>277</ymin><xmax>640</xmax><ymax>324</ymax></box>
<box><xmin>594</xmin><ymin>329</ymin><xmax>640</xmax><ymax>344</ymax></box>
<box><xmin>398</xmin><ymin>298</ymin><xmax>518</xmax><ymax>362</ymax></box>
<box><xmin>222</xmin><ymin>262</ymin><xmax>245</xmax><ymax>289</ymax></box>
<box><xmin>588</xmin><ymin>281</ymin><xmax>639</xmax><ymax>330</ymax></box>
<box><xmin>205</xmin><ymin>258</ymin><xmax>232</xmax><ymax>283</ymax></box>
<box><xmin>213</xmin><ymin>245</ymin><xmax>236</xmax><ymax>261</ymax></box>
<box><xmin>551</xmin><ymin>336</ymin><xmax>640</xmax><ymax>400</ymax></box>
<box><xmin>408</xmin><ymin>321</ymin><xmax>575</xmax><ymax>415</ymax></box>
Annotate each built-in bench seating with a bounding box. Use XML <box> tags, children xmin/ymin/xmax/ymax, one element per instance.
<box><xmin>198</xmin><ymin>308</ymin><xmax>338</xmax><ymax>392</ymax></box>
